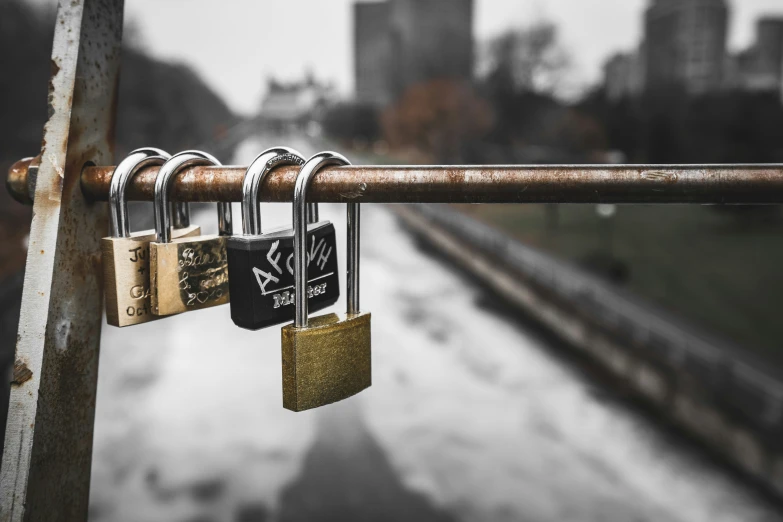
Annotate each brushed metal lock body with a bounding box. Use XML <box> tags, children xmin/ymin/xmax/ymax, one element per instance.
<box><xmin>227</xmin><ymin>147</ymin><xmax>339</xmax><ymax>330</ymax></box>
<box><xmin>149</xmin><ymin>150</ymin><xmax>233</xmax><ymax>316</ymax></box>
<box><xmin>281</xmin><ymin>152</ymin><xmax>371</xmax><ymax>412</ymax></box>
<box><xmin>102</xmin><ymin>148</ymin><xmax>200</xmax><ymax>327</ymax></box>
<box><xmin>282</xmin><ymin>311</ymin><xmax>371</xmax><ymax>411</ymax></box>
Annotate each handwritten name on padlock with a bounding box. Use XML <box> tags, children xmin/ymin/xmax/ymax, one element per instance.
<box><xmin>176</xmin><ymin>242</ymin><xmax>230</xmax><ymax>308</ymax></box>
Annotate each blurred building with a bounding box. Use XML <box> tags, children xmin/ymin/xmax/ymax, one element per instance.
<box><xmin>603</xmin><ymin>48</ymin><xmax>646</xmax><ymax>101</ymax></box>
<box><xmin>354</xmin><ymin>0</ymin><xmax>474</xmax><ymax>106</ymax></box>
<box><xmin>604</xmin><ymin>0</ymin><xmax>783</xmax><ymax>102</ymax></box>
<box><xmin>258</xmin><ymin>76</ymin><xmax>334</xmax><ymax>132</ymax></box>
<box><xmin>643</xmin><ymin>0</ymin><xmax>729</xmax><ymax>94</ymax></box>
<box><xmin>727</xmin><ymin>18</ymin><xmax>783</xmax><ymax>97</ymax></box>
<box><xmin>354</xmin><ymin>2</ymin><xmax>392</xmax><ymax>106</ymax></box>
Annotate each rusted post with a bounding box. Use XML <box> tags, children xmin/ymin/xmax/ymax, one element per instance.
<box><xmin>0</xmin><ymin>0</ymin><xmax>124</xmax><ymax>520</ymax></box>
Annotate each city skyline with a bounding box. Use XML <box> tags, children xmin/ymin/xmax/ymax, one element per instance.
<box><xmin>605</xmin><ymin>1</ymin><xmax>783</xmax><ymax>100</ymax></box>
<box><xmin>26</xmin><ymin>0</ymin><xmax>783</xmax><ymax>114</ymax></box>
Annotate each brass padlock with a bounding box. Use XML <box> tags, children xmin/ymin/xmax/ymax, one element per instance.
<box><xmin>149</xmin><ymin>150</ymin><xmax>233</xmax><ymax>316</ymax></box>
<box><xmin>281</xmin><ymin>151</ymin><xmax>371</xmax><ymax>412</ymax></box>
<box><xmin>102</xmin><ymin>148</ymin><xmax>200</xmax><ymax>327</ymax></box>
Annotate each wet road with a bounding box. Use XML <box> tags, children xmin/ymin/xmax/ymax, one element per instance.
<box><xmin>89</xmin><ymin>137</ymin><xmax>782</xmax><ymax>522</ymax></box>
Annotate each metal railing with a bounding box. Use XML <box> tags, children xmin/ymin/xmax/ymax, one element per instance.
<box><xmin>7</xmin><ymin>159</ymin><xmax>783</xmax><ymax>205</ymax></box>
<box><xmin>412</xmin><ymin>204</ymin><xmax>783</xmax><ymax>440</ymax></box>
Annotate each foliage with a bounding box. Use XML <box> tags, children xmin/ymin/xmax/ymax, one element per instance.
<box><xmin>117</xmin><ymin>48</ymin><xmax>239</xmax><ymax>160</ymax></box>
<box><xmin>0</xmin><ymin>0</ymin><xmax>238</xmax><ymax>277</ymax></box>
<box><xmin>321</xmin><ymin>103</ymin><xmax>381</xmax><ymax>145</ymax></box>
<box><xmin>472</xmin><ymin>21</ymin><xmax>604</xmax><ymax>163</ymax></box>
<box><xmin>0</xmin><ymin>0</ymin><xmax>238</xmax><ymax>169</ymax></box>
<box><xmin>381</xmin><ymin>80</ymin><xmax>493</xmax><ymax>163</ymax></box>
<box><xmin>579</xmin><ymin>88</ymin><xmax>783</xmax><ymax>164</ymax></box>
<box><xmin>0</xmin><ymin>0</ymin><xmax>54</xmax><ymax>169</ymax></box>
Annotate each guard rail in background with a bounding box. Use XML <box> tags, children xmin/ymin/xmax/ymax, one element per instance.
<box><xmin>399</xmin><ymin>204</ymin><xmax>783</xmax><ymax>494</ymax></box>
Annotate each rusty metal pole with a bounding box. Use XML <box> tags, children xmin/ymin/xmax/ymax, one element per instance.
<box><xmin>9</xmin><ymin>163</ymin><xmax>783</xmax><ymax>205</ymax></box>
<box><xmin>0</xmin><ymin>0</ymin><xmax>124</xmax><ymax>520</ymax></box>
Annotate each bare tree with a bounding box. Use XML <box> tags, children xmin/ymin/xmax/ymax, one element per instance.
<box><xmin>482</xmin><ymin>21</ymin><xmax>571</xmax><ymax>96</ymax></box>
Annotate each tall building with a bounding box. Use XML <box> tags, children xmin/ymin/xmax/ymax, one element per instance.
<box><xmin>603</xmin><ymin>48</ymin><xmax>645</xmax><ymax>101</ymax></box>
<box><xmin>354</xmin><ymin>2</ymin><xmax>392</xmax><ymax>106</ymax></box>
<box><xmin>387</xmin><ymin>0</ymin><xmax>473</xmax><ymax>98</ymax></box>
<box><xmin>644</xmin><ymin>0</ymin><xmax>729</xmax><ymax>94</ymax></box>
<box><xmin>756</xmin><ymin>18</ymin><xmax>783</xmax><ymax>84</ymax></box>
<box><xmin>730</xmin><ymin>18</ymin><xmax>783</xmax><ymax>94</ymax></box>
<box><xmin>354</xmin><ymin>0</ymin><xmax>474</xmax><ymax>106</ymax></box>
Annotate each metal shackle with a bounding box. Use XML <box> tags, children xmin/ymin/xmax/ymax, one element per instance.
<box><xmin>292</xmin><ymin>151</ymin><xmax>357</xmax><ymax>328</ymax></box>
<box><xmin>154</xmin><ymin>150</ymin><xmax>233</xmax><ymax>243</ymax></box>
<box><xmin>241</xmin><ymin>147</ymin><xmax>306</xmax><ymax>236</ymax></box>
<box><xmin>110</xmin><ymin>147</ymin><xmax>178</xmax><ymax>237</ymax></box>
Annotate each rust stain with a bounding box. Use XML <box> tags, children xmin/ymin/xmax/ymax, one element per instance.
<box><xmin>89</xmin><ymin>252</ymin><xmax>102</xmax><ymax>273</ymax></box>
<box><xmin>46</xmin><ymin>60</ymin><xmax>61</xmax><ymax>120</ymax></box>
<box><xmin>12</xmin><ymin>360</ymin><xmax>33</xmax><ymax>386</ymax></box>
<box><xmin>340</xmin><ymin>182</ymin><xmax>368</xmax><ymax>200</ymax></box>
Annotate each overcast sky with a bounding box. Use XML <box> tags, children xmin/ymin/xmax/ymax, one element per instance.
<box><xmin>30</xmin><ymin>0</ymin><xmax>783</xmax><ymax>115</ymax></box>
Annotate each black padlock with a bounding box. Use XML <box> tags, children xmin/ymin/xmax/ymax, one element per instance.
<box><xmin>227</xmin><ymin>147</ymin><xmax>340</xmax><ymax>330</ymax></box>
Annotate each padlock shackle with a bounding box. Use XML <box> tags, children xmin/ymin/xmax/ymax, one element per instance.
<box><xmin>293</xmin><ymin>151</ymin><xmax>354</xmax><ymax>328</ymax></box>
<box><xmin>347</xmin><ymin>200</ymin><xmax>360</xmax><ymax>316</ymax></box>
<box><xmin>154</xmin><ymin>150</ymin><xmax>233</xmax><ymax>243</ymax></box>
<box><xmin>110</xmin><ymin>148</ymin><xmax>173</xmax><ymax>238</ymax></box>
<box><xmin>241</xmin><ymin>147</ymin><xmax>305</xmax><ymax>236</ymax></box>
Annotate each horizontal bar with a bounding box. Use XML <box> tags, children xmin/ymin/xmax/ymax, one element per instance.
<box><xmin>9</xmin><ymin>160</ymin><xmax>783</xmax><ymax>204</ymax></box>
<box><xmin>6</xmin><ymin>157</ymin><xmax>35</xmax><ymax>204</ymax></box>
<box><xmin>80</xmin><ymin>163</ymin><xmax>783</xmax><ymax>204</ymax></box>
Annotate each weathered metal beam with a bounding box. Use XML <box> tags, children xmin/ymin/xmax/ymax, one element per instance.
<box><xmin>0</xmin><ymin>0</ymin><xmax>124</xmax><ymax>520</ymax></box>
<box><xmin>9</xmin><ymin>162</ymin><xmax>783</xmax><ymax>204</ymax></box>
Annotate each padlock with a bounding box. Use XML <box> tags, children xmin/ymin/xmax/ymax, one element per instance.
<box><xmin>227</xmin><ymin>147</ymin><xmax>340</xmax><ymax>330</ymax></box>
<box><xmin>281</xmin><ymin>151</ymin><xmax>371</xmax><ymax>412</ymax></box>
<box><xmin>149</xmin><ymin>150</ymin><xmax>233</xmax><ymax>316</ymax></box>
<box><xmin>102</xmin><ymin>148</ymin><xmax>201</xmax><ymax>327</ymax></box>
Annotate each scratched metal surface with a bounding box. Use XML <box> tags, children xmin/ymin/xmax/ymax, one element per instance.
<box><xmin>0</xmin><ymin>0</ymin><xmax>123</xmax><ymax>520</ymax></box>
<box><xmin>63</xmin><ymin>162</ymin><xmax>783</xmax><ymax>204</ymax></box>
<box><xmin>9</xmin><ymin>159</ymin><xmax>783</xmax><ymax>205</ymax></box>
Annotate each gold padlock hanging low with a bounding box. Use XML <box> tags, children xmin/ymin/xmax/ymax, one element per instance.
<box><xmin>149</xmin><ymin>150</ymin><xmax>233</xmax><ymax>316</ymax></box>
<box><xmin>102</xmin><ymin>148</ymin><xmax>200</xmax><ymax>327</ymax></box>
<box><xmin>281</xmin><ymin>151</ymin><xmax>372</xmax><ymax>412</ymax></box>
